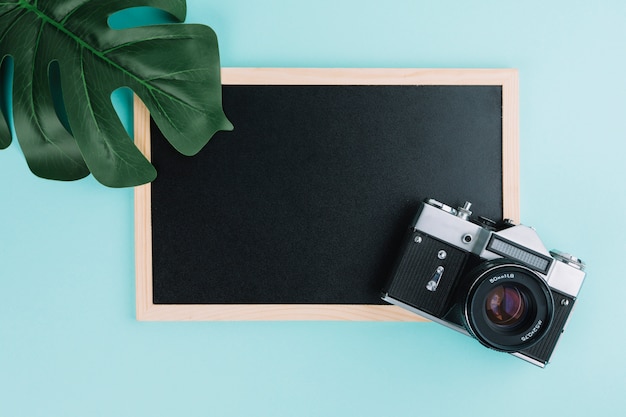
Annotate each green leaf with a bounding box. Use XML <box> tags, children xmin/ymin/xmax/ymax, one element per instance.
<box><xmin>0</xmin><ymin>0</ymin><xmax>232</xmax><ymax>187</ymax></box>
<box><xmin>0</xmin><ymin>56</ymin><xmax>11</xmax><ymax>149</ymax></box>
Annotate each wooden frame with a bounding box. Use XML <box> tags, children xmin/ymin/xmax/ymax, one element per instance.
<box><xmin>134</xmin><ymin>68</ymin><xmax>519</xmax><ymax>321</ymax></box>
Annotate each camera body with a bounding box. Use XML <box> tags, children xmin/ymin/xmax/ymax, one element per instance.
<box><xmin>382</xmin><ymin>198</ymin><xmax>586</xmax><ymax>367</ymax></box>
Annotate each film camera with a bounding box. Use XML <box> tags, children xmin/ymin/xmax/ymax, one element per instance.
<box><xmin>382</xmin><ymin>198</ymin><xmax>586</xmax><ymax>367</ymax></box>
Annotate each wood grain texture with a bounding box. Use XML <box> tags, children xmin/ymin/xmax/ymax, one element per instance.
<box><xmin>134</xmin><ymin>95</ymin><xmax>153</xmax><ymax>321</ymax></box>
<box><xmin>134</xmin><ymin>68</ymin><xmax>519</xmax><ymax>321</ymax></box>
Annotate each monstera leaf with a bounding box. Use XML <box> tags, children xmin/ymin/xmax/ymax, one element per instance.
<box><xmin>0</xmin><ymin>0</ymin><xmax>232</xmax><ymax>187</ymax></box>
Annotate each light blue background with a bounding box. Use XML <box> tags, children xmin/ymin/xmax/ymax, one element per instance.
<box><xmin>1</xmin><ymin>1</ymin><xmax>625</xmax><ymax>415</ymax></box>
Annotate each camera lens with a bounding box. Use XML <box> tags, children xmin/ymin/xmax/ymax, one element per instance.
<box><xmin>463</xmin><ymin>261</ymin><xmax>554</xmax><ymax>352</ymax></box>
<box><xmin>485</xmin><ymin>284</ymin><xmax>527</xmax><ymax>327</ymax></box>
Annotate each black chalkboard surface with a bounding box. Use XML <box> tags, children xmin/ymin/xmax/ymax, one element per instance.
<box><xmin>135</xmin><ymin>68</ymin><xmax>519</xmax><ymax>321</ymax></box>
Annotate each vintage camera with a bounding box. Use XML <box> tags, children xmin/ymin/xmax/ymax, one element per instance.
<box><xmin>382</xmin><ymin>198</ymin><xmax>586</xmax><ymax>367</ymax></box>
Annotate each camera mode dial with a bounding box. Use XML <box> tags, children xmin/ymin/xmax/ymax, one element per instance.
<box><xmin>476</xmin><ymin>216</ymin><xmax>497</xmax><ymax>231</ymax></box>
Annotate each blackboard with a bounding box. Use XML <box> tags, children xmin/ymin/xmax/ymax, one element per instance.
<box><xmin>135</xmin><ymin>68</ymin><xmax>519</xmax><ymax>321</ymax></box>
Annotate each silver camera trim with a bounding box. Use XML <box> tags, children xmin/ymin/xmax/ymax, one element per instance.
<box><xmin>413</xmin><ymin>200</ymin><xmax>585</xmax><ymax>298</ymax></box>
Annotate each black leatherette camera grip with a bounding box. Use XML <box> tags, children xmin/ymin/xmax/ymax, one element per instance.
<box><xmin>519</xmin><ymin>291</ymin><xmax>576</xmax><ymax>364</ymax></box>
<box><xmin>385</xmin><ymin>231</ymin><xmax>468</xmax><ymax>317</ymax></box>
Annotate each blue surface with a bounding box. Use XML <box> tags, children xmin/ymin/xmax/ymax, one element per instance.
<box><xmin>1</xmin><ymin>1</ymin><xmax>625</xmax><ymax>415</ymax></box>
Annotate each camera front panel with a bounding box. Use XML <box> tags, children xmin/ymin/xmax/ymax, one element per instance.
<box><xmin>385</xmin><ymin>231</ymin><xmax>469</xmax><ymax>318</ymax></box>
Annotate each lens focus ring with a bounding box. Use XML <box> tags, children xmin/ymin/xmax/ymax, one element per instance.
<box><xmin>463</xmin><ymin>261</ymin><xmax>555</xmax><ymax>352</ymax></box>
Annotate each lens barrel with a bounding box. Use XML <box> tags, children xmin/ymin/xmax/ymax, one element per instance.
<box><xmin>463</xmin><ymin>261</ymin><xmax>555</xmax><ymax>352</ymax></box>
